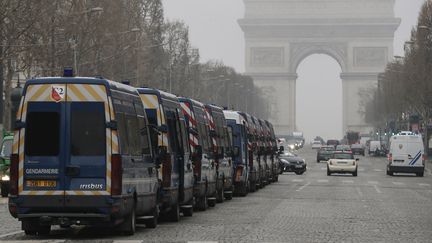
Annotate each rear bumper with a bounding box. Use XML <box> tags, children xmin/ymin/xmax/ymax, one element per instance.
<box><xmin>328</xmin><ymin>165</ymin><xmax>357</xmax><ymax>173</ymax></box>
<box><xmin>389</xmin><ymin>165</ymin><xmax>424</xmax><ymax>173</ymax></box>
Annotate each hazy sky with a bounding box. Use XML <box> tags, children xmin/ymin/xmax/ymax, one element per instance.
<box><xmin>162</xmin><ymin>0</ymin><xmax>425</xmax><ymax>141</ymax></box>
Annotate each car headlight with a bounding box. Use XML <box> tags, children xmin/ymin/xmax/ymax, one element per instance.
<box><xmin>289</xmin><ymin>145</ymin><xmax>295</xmax><ymax>149</ymax></box>
<box><xmin>1</xmin><ymin>175</ymin><xmax>10</xmax><ymax>181</ymax></box>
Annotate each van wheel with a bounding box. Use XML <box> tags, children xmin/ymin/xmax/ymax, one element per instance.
<box><xmin>37</xmin><ymin>226</ymin><xmax>51</xmax><ymax>236</ymax></box>
<box><xmin>145</xmin><ymin>206</ymin><xmax>158</xmax><ymax>229</ymax></box>
<box><xmin>216</xmin><ymin>179</ymin><xmax>225</xmax><ymax>203</ymax></box>
<box><xmin>327</xmin><ymin>169</ymin><xmax>331</xmax><ymax>176</ymax></box>
<box><xmin>196</xmin><ymin>195</ymin><xmax>207</xmax><ymax>211</ymax></box>
<box><xmin>168</xmin><ymin>203</ymin><xmax>180</xmax><ymax>222</ymax></box>
<box><xmin>121</xmin><ymin>206</ymin><xmax>136</xmax><ymax>235</ymax></box>
<box><xmin>417</xmin><ymin>172</ymin><xmax>424</xmax><ymax>177</ymax></box>
<box><xmin>24</xmin><ymin>230</ymin><xmax>37</xmax><ymax>236</ymax></box>
<box><xmin>352</xmin><ymin>170</ymin><xmax>358</xmax><ymax>177</ymax></box>
<box><xmin>249</xmin><ymin>181</ymin><xmax>256</xmax><ymax>193</ymax></box>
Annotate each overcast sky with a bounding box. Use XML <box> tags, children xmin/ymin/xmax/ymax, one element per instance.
<box><xmin>162</xmin><ymin>0</ymin><xmax>425</xmax><ymax>141</ymax></box>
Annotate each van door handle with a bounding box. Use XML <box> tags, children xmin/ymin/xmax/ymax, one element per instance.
<box><xmin>65</xmin><ymin>166</ymin><xmax>80</xmax><ymax>176</ymax></box>
<box><xmin>408</xmin><ymin>154</ymin><xmax>412</xmax><ymax>159</ymax></box>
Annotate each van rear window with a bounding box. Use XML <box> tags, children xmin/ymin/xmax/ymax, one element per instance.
<box><xmin>71</xmin><ymin>102</ymin><xmax>105</xmax><ymax>156</ymax></box>
<box><xmin>25</xmin><ymin>112</ymin><xmax>60</xmax><ymax>156</ymax></box>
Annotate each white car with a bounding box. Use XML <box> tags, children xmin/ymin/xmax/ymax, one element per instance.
<box><xmin>311</xmin><ymin>140</ymin><xmax>322</xmax><ymax>149</ymax></box>
<box><xmin>327</xmin><ymin>152</ymin><xmax>358</xmax><ymax>176</ymax></box>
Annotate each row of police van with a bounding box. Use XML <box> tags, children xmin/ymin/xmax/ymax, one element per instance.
<box><xmin>7</xmin><ymin>74</ymin><xmax>281</xmax><ymax>235</ymax></box>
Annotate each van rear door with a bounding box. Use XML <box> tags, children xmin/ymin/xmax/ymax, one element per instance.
<box><xmin>19</xmin><ymin>83</ymin><xmax>110</xmax><ymax>209</ymax></box>
<box><xmin>64</xmin><ymin>84</ymin><xmax>110</xmax><ymax>206</ymax></box>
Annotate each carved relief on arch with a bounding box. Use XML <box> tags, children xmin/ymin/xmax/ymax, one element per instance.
<box><xmin>289</xmin><ymin>42</ymin><xmax>348</xmax><ymax>73</ymax></box>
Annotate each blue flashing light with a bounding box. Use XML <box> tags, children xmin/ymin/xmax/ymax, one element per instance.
<box><xmin>63</xmin><ymin>67</ymin><xmax>74</xmax><ymax>77</ymax></box>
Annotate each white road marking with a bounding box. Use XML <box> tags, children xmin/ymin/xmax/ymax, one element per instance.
<box><xmin>317</xmin><ymin>179</ymin><xmax>328</xmax><ymax>183</ymax></box>
<box><xmin>342</xmin><ymin>180</ymin><xmax>354</xmax><ymax>183</ymax></box>
<box><xmin>292</xmin><ymin>179</ymin><xmax>304</xmax><ymax>182</ymax></box>
<box><xmin>0</xmin><ymin>230</ymin><xmax>23</xmax><ymax>239</ymax></box>
<box><xmin>419</xmin><ymin>183</ymin><xmax>431</xmax><ymax>187</ymax></box>
<box><xmin>374</xmin><ymin>185</ymin><xmax>382</xmax><ymax>193</ymax></box>
<box><xmin>392</xmin><ymin>182</ymin><xmax>405</xmax><ymax>186</ymax></box>
<box><xmin>356</xmin><ymin>187</ymin><xmax>363</xmax><ymax>197</ymax></box>
<box><xmin>188</xmin><ymin>242</ymin><xmax>218</xmax><ymax>243</ymax></box>
<box><xmin>115</xmin><ymin>241</ymin><xmax>148</xmax><ymax>243</ymax></box>
<box><xmin>374</xmin><ymin>169</ymin><xmax>383</xmax><ymax>172</ymax></box>
<box><xmin>296</xmin><ymin>182</ymin><xmax>311</xmax><ymax>192</ymax></box>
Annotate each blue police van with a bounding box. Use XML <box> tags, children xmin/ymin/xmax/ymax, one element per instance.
<box><xmin>9</xmin><ymin>75</ymin><xmax>158</xmax><ymax>235</ymax></box>
<box><xmin>179</xmin><ymin>98</ymin><xmax>217</xmax><ymax>210</ymax></box>
<box><xmin>137</xmin><ymin>88</ymin><xmax>194</xmax><ymax>220</ymax></box>
<box><xmin>223</xmin><ymin>110</ymin><xmax>249</xmax><ymax>196</ymax></box>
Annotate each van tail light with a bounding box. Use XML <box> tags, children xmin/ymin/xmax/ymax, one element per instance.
<box><xmin>422</xmin><ymin>154</ymin><xmax>426</xmax><ymax>166</ymax></box>
<box><xmin>111</xmin><ymin>154</ymin><xmax>122</xmax><ymax>196</ymax></box>
<box><xmin>388</xmin><ymin>153</ymin><xmax>393</xmax><ymax>163</ymax></box>
<box><xmin>162</xmin><ymin>156</ymin><xmax>172</xmax><ymax>188</ymax></box>
<box><xmin>9</xmin><ymin>154</ymin><xmax>19</xmax><ymax>196</ymax></box>
<box><xmin>235</xmin><ymin>166</ymin><xmax>243</xmax><ymax>182</ymax></box>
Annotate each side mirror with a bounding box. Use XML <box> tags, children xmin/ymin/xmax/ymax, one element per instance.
<box><xmin>356</xmin><ymin>158</ymin><xmax>359</xmax><ymax>161</ymax></box>
<box><xmin>193</xmin><ymin>145</ymin><xmax>203</xmax><ymax>159</ymax></box>
<box><xmin>233</xmin><ymin>146</ymin><xmax>240</xmax><ymax>157</ymax></box>
<box><xmin>156</xmin><ymin>146</ymin><xmax>168</xmax><ymax>165</ymax></box>
<box><xmin>147</xmin><ymin>124</ymin><xmax>160</xmax><ymax>135</ymax></box>
<box><xmin>188</xmin><ymin>127</ymin><xmax>198</xmax><ymax>136</ymax></box>
<box><xmin>158</xmin><ymin>124</ymin><xmax>168</xmax><ymax>133</ymax></box>
<box><xmin>279</xmin><ymin>146</ymin><xmax>284</xmax><ymax>152</ymax></box>
<box><xmin>209</xmin><ymin>130</ymin><xmax>217</xmax><ymax>138</ymax></box>
<box><xmin>106</xmin><ymin>121</ymin><xmax>117</xmax><ymax>130</ymax></box>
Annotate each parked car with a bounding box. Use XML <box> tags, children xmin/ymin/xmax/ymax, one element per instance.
<box><xmin>279</xmin><ymin>152</ymin><xmax>307</xmax><ymax>175</ymax></box>
<box><xmin>316</xmin><ymin>146</ymin><xmax>335</xmax><ymax>162</ymax></box>
<box><xmin>351</xmin><ymin>144</ymin><xmax>365</xmax><ymax>155</ymax></box>
<box><xmin>327</xmin><ymin>151</ymin><xmax>358</xmax><ymax>176</ymax></box>
<box><xmin>9</xmin><ymin>76</ymin><xmax>159</xmax><ymax>235</ymax></box>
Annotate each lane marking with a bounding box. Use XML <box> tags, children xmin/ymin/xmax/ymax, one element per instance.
<box><xmin>419</xmin><ymin>183</ymin><xmax>431</xmax><ymax>187</ymax></box>
<box><xmin>356</xmin><ymin>187</ymin><xmax>363</xmax><ymax>197</ymax></box>
<box><xmin>0</xmin><ymin>230</ymin><xmax>23</xmax><ymax>239</ymax></box>
<box><xmin>292</xmin><ymin>179</ymin><xmax>304</xmax><ymax>182</ymax></box>
<box><xmin>374</xmin><ymin>169</ymin><xmax>383</xmax><ymax>172</ymax></box>
<box><xmin>342</xmin><ymin>180</ymin><xmax>354</xmax><ymax>183</ymax></box>
<box><xmin>296</xmin><ymin>182</ymin><xmax>311</xmax><ymax>192</ymax></box>
<box><xmin>392</xmin><ymin>182</ymin><xmax>405</xmax><ymax>186</ymax></box>
<box><xmin>317</xmin><ymin>179</ymin><xmax>328</xmax><ymax>183</ymax></box>
<box><xmin>374</xmin><ymin>185</ymin><xmax>382</xmax><ymax>193</ymax></box>
<box><xmin>115</xmin><ymin>241</ymin><xmax>147</xmax><ymax>243</ymax></box>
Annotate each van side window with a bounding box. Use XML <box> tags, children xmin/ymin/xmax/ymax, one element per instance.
<box><xmin>178</xmin><ymin>116</ymin><xmax>189</xmax><ymax>153</ymax></box>
<box><xmin>166</xmin><ymin>109</ymin><xmax>180</xmax><ymax>153</ymax></box>
<box><xmin>70</xmin><ymin>102</ymin><xmax>105</xmax><ymax>156</ymax></box>
<box><xmin>116</xmin><ymin>112</ymin><xmax>129</xmax><ymax>155</ymax></box>
<box><xmin>25</xmin><ymin>111</ymin><xmax>60</xmax><ymax>156</ymax></box>
<box><xmin>125</xmin><ymin>114</ymin><xmax>141</xmax><ymax>156</ymax></box>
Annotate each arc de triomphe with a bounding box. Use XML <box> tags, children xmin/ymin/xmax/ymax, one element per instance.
<box><xmin>239</xmin><ymin>0</ymin><xmax>400</xmax><ymax>135</ymax></box>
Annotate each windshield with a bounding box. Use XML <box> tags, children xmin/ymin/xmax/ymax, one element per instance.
<box><xmin>333</xmin><ymin>153</ymin><xmax>354</xmax><ymax>159</ymax></box>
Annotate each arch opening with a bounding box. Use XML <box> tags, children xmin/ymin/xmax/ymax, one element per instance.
<box><xmin>295</xmin><ymin>54</ymin><xmax>343</xmax><ymax>142</ymax></box>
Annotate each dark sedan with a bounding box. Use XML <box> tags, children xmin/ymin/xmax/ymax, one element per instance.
<box><xmin>317</xmin><ymin>146</ymin><xmax>335</xmax><ymax>162</ymax></box>
<box><xmin>279</xmin><ymin>152</ymin><xmax>307</xmax><ymax>175</ymax></box>
<box><xmin>350</xmin><ymin>144</ymin><xmax>365</xmax><ymax>155</ymax></box>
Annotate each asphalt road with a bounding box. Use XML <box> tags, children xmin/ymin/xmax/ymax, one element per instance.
<box><xmin>1</xmin><ymin>146</ymin><xmax>432</xmax><ymax>242</ymax></box>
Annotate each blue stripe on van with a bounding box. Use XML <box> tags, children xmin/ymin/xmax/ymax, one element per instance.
<box><xmin>409</xmin><ymin>151</ymin><xmax>422</xmax><ymax>165</ymax></box>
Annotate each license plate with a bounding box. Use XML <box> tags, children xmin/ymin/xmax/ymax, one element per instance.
<box><xmin>26</xmin><ymin>180</ymin><xmax>57</xmax><ymax>187</ymax></box>
<box><xmin>295</xmin><ymin>165</ymin><xmax>303</xmax><ymax>168</ymax></box>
